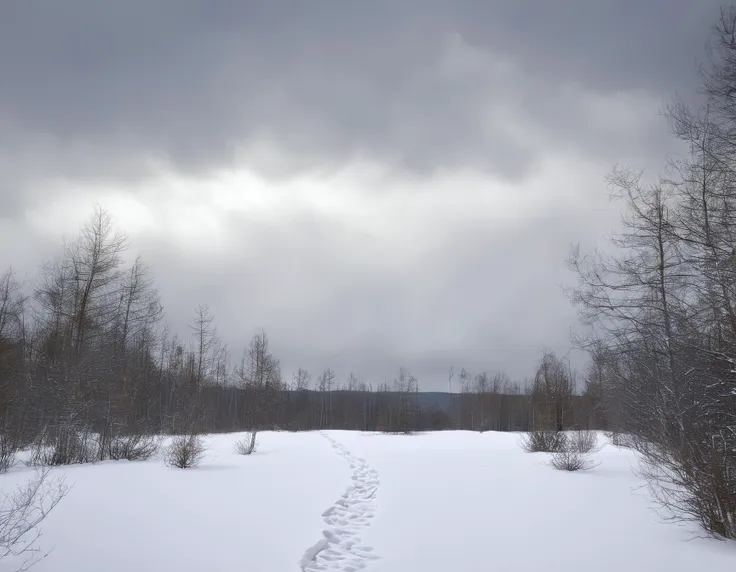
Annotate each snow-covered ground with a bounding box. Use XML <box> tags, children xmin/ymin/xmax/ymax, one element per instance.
<box><xmin>0</xmin><ymin>431</ymin><xmax>733</xmax><ymax>572</ymax></box>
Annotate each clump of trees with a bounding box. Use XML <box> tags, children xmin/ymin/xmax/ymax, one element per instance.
<box><xmin>451</xmin><ymin>367</ymin><xmax>528</xmax><ymax>431</ymax></box>
<box><xmin>567</xmin><ymin>7</ymin><xmax>736</xmax><ymax>538</ymax></box>
<box><xmin>0</xmin><ymin>207</ymin><xmax>290</xmax><ymax>463</ymax></box>
<box><xmin>374</xmin><ymin>367</ymin><xmax>420</xmax><ymax>434</ymax></box>
<box><xmin>519</xmin><ymin>351</ymin><xmax>578</xmax><ymax>453</ymax></box>
<box><xmin>528</xmin><ymin>352</ymin><xmax>576</xmax><ymax>433</ymax></box>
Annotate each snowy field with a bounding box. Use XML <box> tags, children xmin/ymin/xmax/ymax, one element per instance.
<box><xmin>1</xmin><ymin>431</ymin><xmax>734</xmax><ymax>572</ymax></box>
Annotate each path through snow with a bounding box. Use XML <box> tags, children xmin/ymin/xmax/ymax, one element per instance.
<box><xmin>299</xmin><ymin>433</ymin><xmax>380</xmax><ymax>572</ymax></box>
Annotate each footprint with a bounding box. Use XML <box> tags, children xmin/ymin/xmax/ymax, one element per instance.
<box><xmin>299</xmin><ymin>433</ymin><xmax>380</xmax><ymax>571</ymax></box>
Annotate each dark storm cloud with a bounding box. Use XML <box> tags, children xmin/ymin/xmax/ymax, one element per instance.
<box><xmin>459</xmin><ymin>1</ymin><xmax>722</xmax><ymax>94</ymax></box>
<box><xmin>0</xmin><ymin>0</ymin><xmax>723</xmax><ymax>197</ymax></box>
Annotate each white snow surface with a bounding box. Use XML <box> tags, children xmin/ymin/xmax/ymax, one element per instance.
<box><xmin>1</xmin><ymin>430</ymin><xmax>734</xmax><ymax>572</ymax></box>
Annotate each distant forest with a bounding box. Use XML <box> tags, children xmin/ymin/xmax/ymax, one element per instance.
<box><xmin>202</xmin><ymin>384</ymin><xmax>601</xmax><ymax>434</ymax></box>
<box><xmin>0</xmin><ymin>209</ymin><xmax>601</xmax><ymax>440</ymax></box>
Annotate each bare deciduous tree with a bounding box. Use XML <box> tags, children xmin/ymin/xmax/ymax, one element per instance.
<box><xmin>317</xmin><ymin>368</ymin><xmax>335</xmax><ymax>429</ymax></box>
<box><xmin>66</xmin><ymin>205</ymin><xmax>128</xmax><ymax>360</ymax></box>
<box><xmin>190</xmin><ymin>304</ymin><xmax>217</xmax><ymax>387</ymax></box>
<box><xmin>529</xmin><ymin>351</ymin><xmax>575</xmax><ymax>433</ymax></box>
<box><xmin>0</xmin><ymin>468</ymin><xmax>68</xmax><ymax>571</ymax></box>
<box><xmin>566</xmin><ymin>9</ymin><xmax>736</xmax><ymax>536</ymax></box>
<box><xmin>238</xmin><ymin>331</ymin><xmax>282</xmax><ymax>430</ymax></box>
<box><xmin>393</xmin><ymin>367</ymin><xmax>419</xmax><ymax>434</ymax></box>
<box><xmin>292</xmin><ymin>368</ymin><xmax>311</xmax><ymax>392</ymax></box>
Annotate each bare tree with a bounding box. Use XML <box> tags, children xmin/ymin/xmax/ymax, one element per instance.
<box><xmin>458</xmin><ymin>367</ymin><xmax>474</xmax><ymax>429</ymax></box>
<box><xmin>114</xmin><ymin>257</ymin><xmax>163</xmax><ymax>365</ymax></box>
<box><xmin>580</xmin><ymin>344</ymin><xmax>613</xmax><ymax>430</ymax></box>
<box><xmin>0</xmin><ymin>468</ymin><xmax>68</xmax><ymax>571</ymax></box>
<box><xmin>567</xmin><ymin>12</ymin><xmax>736</xmax><ymax>535</ymax></box>
<box><xmin>317</xmin><ymin>368</ymin><xmax>335</xmax><ymax>429</ymax></box>
<box><xmin>66</xmin><ymin>205</ymin><xmax>127</xmax><ymax>359</ymax></box>
<box><xmin>529</xmin><ymin>351</ymin><xmax>575</xmax><ymax>433</ymax></box>
<box><xmin>0</xmin><ymin>270</ymin><xmax>25</xmax><ymax>344</ymax></box>
<box><xmin>473</xmin><ymin>371</ymin><xmax>490</xmax><ymax>431</ymax></box>
<box><xmin>0</xmin><ymin>270</ymin><xmax>28</xmax><ymax>459</ymax></box>
<box><xmin>190</xmin><ymin>305</ymin><xmax>217</xmax><ymax>387</ymax></box>
<box><xmin>393</xmin><ymin>367</ymin><xmax>419</xmax><ymax>434</ymax></box>
<box><xmin>237</xmin><ymin>331</ymin><xmax>281</xmax><ymax>430</ymax></box>
<box><xmin>292</xmin><ymin>368</ymin><xmax>311</xmax><ymax>392</ymax></box>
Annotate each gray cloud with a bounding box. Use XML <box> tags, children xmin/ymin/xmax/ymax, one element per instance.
<box><xmin>0</xmin><ymin>0</ymin><xmax>725</xmax><ymax>388</ymax></box>
<box><xmin>0</xmin><ymin>0</ymin><xmax>721</xmax><ymax>189</ymax></box>
<box><xmin>129</xmin><ymin>185</ymin><xmax>619</xmax><ymax>385</ymax></box>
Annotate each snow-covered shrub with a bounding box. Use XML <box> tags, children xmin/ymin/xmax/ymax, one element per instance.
<box><xmin>234</xmin><ymin>431</ymin><xmax>258</xmax><ymax>456</ymax></box>
<box><xmin>164</xmin><ymin>434</ymin><xmax>206</xmax><ymax>469</ymax></box>
<box><xmin>0</xmin><ymin>433</ymin><xmax>20</xmax><ymax>473</ymax></box>
<box><xmin>30</xmin><ymin>425</ymin><xmax>96</xmax><ymax>466</ymax></box>
<box><xmin>519</xmin><ymin>429</ymin><xmax>567</xmax><ymax>453</ymax></box>
<box><xmin>637</xmin><ymin>429</ymin><xmax>736</xmax><ymax>539</ymax></box>
<box><xmin>572</xmin><ymin>429</ymin><xmax>598</xmax><ymax>453</ymax></box>
<box><xmin>604</xmin><ymin>431</ymin><xmax>635</xmax><ymax>449</ymax></box>
<box><xmin>550</xmin><ymin>430</ymin><xmax>600</xmax><ymax>471</ymax></box>
<box><xmin>107</xmin><ymin>433</ymin><xmax>161</xmax><ymax>461</ymax></box>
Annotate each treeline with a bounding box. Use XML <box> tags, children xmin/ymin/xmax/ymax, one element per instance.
<box><xmin>0</xmin><ymin>207</ymin><xmax>606</xmax><ymax>452</ymax></box>
<box><xmin>564</xmin><ymin>8</ymin><xmax>736</xmax><ymax>539</ymax></box>
<box><xmin>202</xmin><ymin>376</ymin><xmax>599</xmax><ymax>434</ymax></box>
<box><xmin>204</xmin><ymin>350</ymin><xmax>600</xmax><ymax>433</ymax></box>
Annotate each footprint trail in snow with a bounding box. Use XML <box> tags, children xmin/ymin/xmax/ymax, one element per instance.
<box><xmin>300</xmin><ymin>433</ymin><xmax>380</xmax><ymax>572</ymax></box>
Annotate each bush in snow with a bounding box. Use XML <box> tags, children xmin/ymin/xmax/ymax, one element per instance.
<box><xmin>29</xmin><ymin>425</ymin><xmax>97</xmax><ymax>467</ymax></box>
<box><xmin>0</xmin><ymin>433</ymin><xmax>21</xmax><ymax>473</ymax></box>
<box><xmin>550</xmin><ymin>430</ymin><xmax>600</xmax><ymax>472</ymax></box>
<box><xmin>604</xmin><ymin>431</ymin><xmax>635</xmax><ymax>449</ymax></box>
<box><xmin>234</xmin><ymin>431</ymin><xmax>258</xmax><ymax>456</ymax></box>
<box><xmin>107</xmin><ymin>433</ymin><xmax>161</xmax><ymax>461</ymax></box>
<box><xmin>571</xmin><ymin>429</ymin><xmax>599</xmax><ymax>454</ymax></box>
<box><xmin>164</xmin><ymin>434</ymin><xmax>206</xmax><ymax>469</ymax></box>
<box><xmin>636</xmin><ymin>430</ymin><xmax>736</xmax><ymax>540</ymax></box>
<box><xmin>519</xmin><ymin>429</ymin><xmax>567</xmax><ymax>453</ymax></box>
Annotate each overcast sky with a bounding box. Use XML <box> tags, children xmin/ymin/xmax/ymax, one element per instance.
<box><xmin>0</xmin><ymin>1</ymin><xmax>724</xmax><ymax>389</ymax></box>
